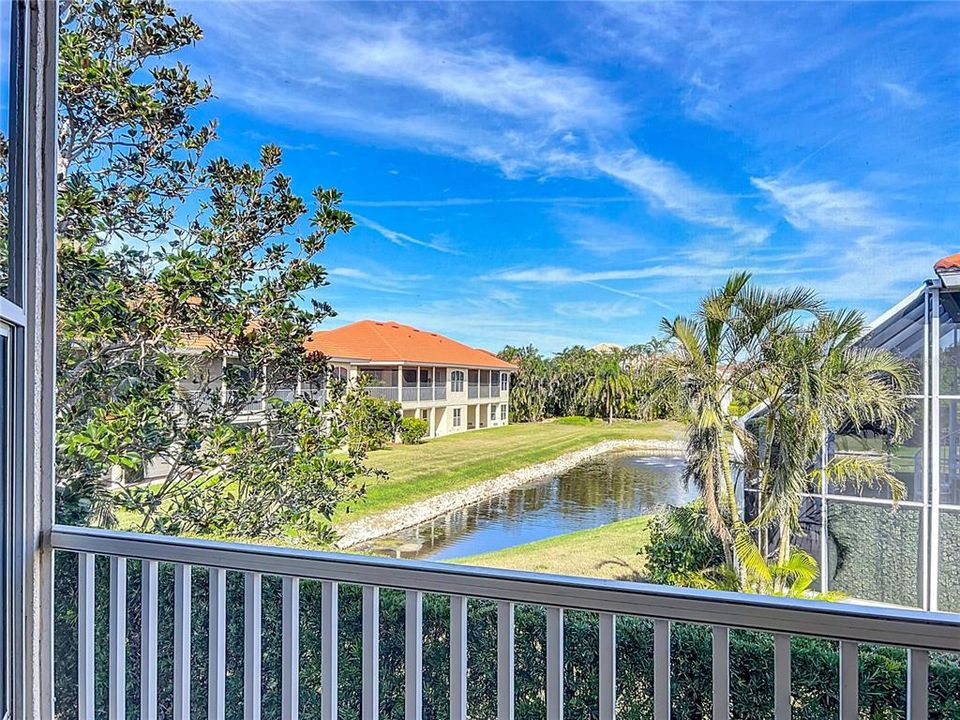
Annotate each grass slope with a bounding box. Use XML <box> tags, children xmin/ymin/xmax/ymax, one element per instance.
<box><xmin>450</xmin><ymin>514</ymin><xmax>652</xmax><ymax>581</ymax></box>
<box><xmin>338</xmin><ymin>419</ymin><xmax>684</xmax><ymax>524</ymax></box>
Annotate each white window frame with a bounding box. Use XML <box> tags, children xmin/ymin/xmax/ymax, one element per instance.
<box><xmin>489</xmin><ymin>404</ymin><xmax>496</xmax><ymax>422</ymax></box>
<box><xmin>453</xmin><ymin>408</ymin><xmax>462</xmax><ymax>427</ymax></box>
<box><xmin>501</xmin><ymin>404</ymin><xmax>507</xmax><ymax>422</ymax></box>
<box><xmin>451</xmin><ymin>370</ymin><xmax>464</xmax><ymax>392</ymax></box>
<box><xmin>501</xmin><ymin>373</ymin><xmax>509</xmax><ymax>392</ymax></box>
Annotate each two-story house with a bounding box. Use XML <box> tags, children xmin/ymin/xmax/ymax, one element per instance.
<box><xmin>305</xmin><ymin>320</ymin><xmax>516</xmax><ymax>438</ymax></box>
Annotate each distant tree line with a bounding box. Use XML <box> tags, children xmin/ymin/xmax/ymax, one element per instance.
<box><xmin>498</xmin><ymin>341</ymin><xmax>680</xmax><ymax>424</ymax></box>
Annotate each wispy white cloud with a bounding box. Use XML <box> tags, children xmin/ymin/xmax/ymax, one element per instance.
<box><xmin>879</xmin><ymin>81</ymin><xmax>925</xmax><ymax>109</ymax></box>
<box><xmin>352</xmin><ymin>214</ymin><xmax>464</xmax><ymax>255</ymax></box>
<box><xmin>327</xmin><ymin>266</ymin><xmax>429</xmax><ymax>295</ymax></box>
<box><xmin>751</xmin><ymin>177</ymin><xmax>899</xmax><ymax>233</ymax></box>
<box><xmin>553</xmin><ymin>299</ymin><xmax>645</xmax><ymax>320</ymax></box>
<box><xmin>596</xmin><ymin>152</ymin><xmax>770</xmax><ymax>243</ymax></box>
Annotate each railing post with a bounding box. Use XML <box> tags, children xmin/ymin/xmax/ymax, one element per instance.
<box><xmin>78</xmin><ymin>553</ymin><xmax>95</xmax><ymax>720</ymax></box>
<box><xmin>108</xmin><ymin>557</ymin><xmax>127</xmax><ymax>720</ymax></box>
<box><xmin>773</xmin><ymin>634</ymin><xmax>791</xmax><ymax>720</ymax></box>
<box><xmin>712</xmin><ymin>626</ymin><xmax>729</xmax><ymax>720</ymax></box>
<box><xmin>497</xmin><ymin>601</ymin><xmax>515</xmax><ymax>720</ymax></box>
<box><xmin>907</xmin><ymin>649</ymin><xmax>929</xmax><ymax>720</ymax></box>
<box><xmin>839</xmin><ymin>641</ymin><xmax>859</xmax><ymax>720</ymax></box>
<box><xmin>283</xmin><ymin>577</ymin><xmax>301</xmax><ymax>720</ymax></box>
<box><xmin>141</xmin><ymin>560</ymin><xmax>159</xmax><ymax>720</ymax></box>
<box><xmin>244</xmin><ymin>572</ymin><xmax>262</xmax><ymax>720</ymax></box>
<box><xmin>405</xmin><ymin>590</ymin><xmax>423</xmax><ymax>720</ymax></box>
<box><xmin>209</xmin><ymin>568</ymin><xmax>227</xmax><ymax>720</ymax></box>
<box><xmin>653</xmin><ymin>620</ymin><xmax>670</xmax><ymax>720</ymax></box>
<box><xmin>362</xmin><ymin>586</ymin><xmax>380</xmax><ymax>720</ymax></box>
<box><xmin>546</xmin><ymin>607</ymin><xmax>564</xmax><ymax>720</ymax></box>
<box><xmin>173</xmin><ymin>564</ymin><xmax>192</xmax><ymax>720</ymax></box>
<box><xmin>450</xmin><ymin>595</ymin><xmax>468</xmax><ymax>720</ymax></box>
<box><xmin>599</xmin><ymin>613</ymin><xmax>616</xmax><ymax>720</ymax></box>
<box><xmin>322</xmin><ymin>580</ymin><xmax>339</xmax><ymax>720</ymax></box>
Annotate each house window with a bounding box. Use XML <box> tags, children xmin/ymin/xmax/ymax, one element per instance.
<box><xmin>490</xmin><ymin>404</ymin><xmax>497</xmax><ymax>421</ymax></box>
<box><xmin>451</xmin><ymin>370</ymin><xmax>464</xmax><ymax>392</ymax></box>
<box><xmin>501</xmin><ymin>404</ymin><xmax>508</xmax><ymax>422</ymax></box>
<box><xmin>501</xmin><ymin>373</ymin><xmax>509</xmax><ymax>392</ymax></box>
<box><xmin>453</xmin><ymin>408</ymin><xmax>462</xmax><ymax>427</ymax></box>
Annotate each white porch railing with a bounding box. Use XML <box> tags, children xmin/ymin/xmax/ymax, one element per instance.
<box><xmin>50</xmin><ymin>525</ymin><xmax>959</xmax><ymax>720</ymax></box>
<box><xmin>366</xmin><ymin>386</ymin><xmax>400</xmax><ymax>402</ymax></box>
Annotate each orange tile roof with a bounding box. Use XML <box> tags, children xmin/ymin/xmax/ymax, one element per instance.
<box><xmin>935</xmin><ymin>253</ymin><xmax>960</xmax><ymax>272</ymax></box>
<box><xmin>305</xmin><ymin>320</ymin><xmax>517</xmax><ymax>370</ymax></box>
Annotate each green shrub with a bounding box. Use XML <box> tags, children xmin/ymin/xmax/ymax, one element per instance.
<box><xmin>646</xmin><ymin>502</ymin><xmax>725</xmax><ymax>585</ymax></box>
<box><xmin>53</xmin><ymin>555</ymin><xmax>960</xmax><ymax>719</ymax></box>
<box><xmin>399</xmin><ymin>417</ymin><xmax>429</xmax><ymax>444</ymax></box>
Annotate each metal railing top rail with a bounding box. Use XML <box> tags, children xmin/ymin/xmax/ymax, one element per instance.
<box><xmin>49</xmin><ymin>525</ymin><xmax>960</xmax><ymax>653</ymax></box>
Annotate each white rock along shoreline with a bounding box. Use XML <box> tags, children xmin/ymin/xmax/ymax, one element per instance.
<box><xmin>334</xmin><ymin>438</ymin><xmax>685</xmax><ymax>549</ymax></box>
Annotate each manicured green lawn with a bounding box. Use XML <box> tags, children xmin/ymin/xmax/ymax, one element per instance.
<box><xmin>337</xmin><ymin>419</ymin><xmax>684</xmax><ymax>524</ymax></box>
<box><xmin>450</xmin><ymin>514</ymin><xmax>653</xmax><ymax>581</ymax></box>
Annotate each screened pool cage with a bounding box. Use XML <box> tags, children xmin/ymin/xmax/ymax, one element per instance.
<box><xmin>746</xmin><ymin>276</ymin><xmax>960</xmax><ymax>612</ymax></box>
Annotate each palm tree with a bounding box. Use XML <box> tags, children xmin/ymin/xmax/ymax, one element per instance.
<box><xmin>581</xmin><ymin>352</ymin><xmax>634</xmax><ymax>423</ymax></box>
<box><xmin>661</xmin><ymin>272</ymin><xmax>822</xmax><ymax>578</ymax></box>
<box><xmin>749</xmin><ymin>309</ymin><xmax>916</xmax><ymax>567</ymax></box>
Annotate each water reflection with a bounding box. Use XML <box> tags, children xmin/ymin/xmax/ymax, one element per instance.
<box><xmin>362</xmin><ymin>452</ymin><xmax>694</xmax><ymax>560</ymax></box>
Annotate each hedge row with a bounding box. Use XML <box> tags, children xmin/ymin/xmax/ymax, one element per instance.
<box><xmin>54</xmin><ymin>555</ymin><xmax>960</xmax><ymax>719</ymax></box>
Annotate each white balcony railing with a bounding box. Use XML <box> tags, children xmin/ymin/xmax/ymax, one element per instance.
<box><xmin>468</xmin><ymin>384</ymin><xmax>479</xmax><ymax>399</ymax></box>
<box><xmin>366</xmin><ymin>386</ymin><xmax>400</xmax><ymax>402</ymax></box>
<box><xmin>50</xmin><ymin>525</ymin><xmax>958</xmax><ymax>720</ymax></box>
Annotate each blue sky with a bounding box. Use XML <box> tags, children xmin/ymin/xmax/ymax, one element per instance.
<box><xmin>177</xmin><ymin>3</ymin><xmax>955</xmax><ymax>351</ymax></box>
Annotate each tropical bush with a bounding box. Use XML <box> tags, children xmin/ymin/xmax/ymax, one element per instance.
<box><xmin>498</xmin><ymin>342</ymin><xmax>680</xmax><ymax>424</ymax></box>
<box><xmin>646</xmin><ymin>502</ymin><xmax>724</xmax><ymax>586</ymax></box>
<box><xmin>399</xmin><ymin>417</ymin><xmax>429</xmax><ymax>444</ymax></box>
<box><xmin>53</xmin><ymin>556</ymin><xmax>960</xmax><ymax>720</ymax></box>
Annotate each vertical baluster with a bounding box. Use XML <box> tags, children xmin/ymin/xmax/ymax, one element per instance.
<box><xmin>450</xmin><ymin>595</ymin><xmax>468</xmax><ymax>720</ymax></box>
<box><xmin>78</xmin><ymin>553</ymin><xmax>95</xmax><ymax>720</ymax></box>
<box><xmin>209</xmin><ymin>568</ymin><xmax>227</xmax><ymax>720</ymax></box>
<box><xmin>546</xmin><ymin>607</ymin><xmax>564</xmax><ymax>720</ymax></box>
<box><xmin>321</xmin><ymin>580</ymin><xmax>339</xmax><ymax>720</ymax></box>
<box><xmin>405</xmin><ymin>590</ymin><xmax>423</xmax><ymax>720</ymax></box>
<box><xmin>173</xmin><ymin>564</ymin><xmax>192</xmax><ymax>720</ymax></box>
<box><xmin>712</xmin><ymin>626</ymin><xmax>729</xmax><ymax>720</ymax></box>
<box><xmin>497</xmin><ymin>601</ymin><xmax>515</xmax><ymax>720</ymax></box>
<box><xmin>282</xmin><ymin>577</ymin><xmax>301</xmax><ymax>720</ymax></box>
<box><xmin>773</xmin><ymin>634</ymin><xmax>791</xmax><ymax>720</ymax></box>
<box><xmin>839</xmin><ymin>641</ymin><xmax>859</xmax><ymax>720</ymax></box>
<box><xmin>598</xmin><ymin>613</ymin><xmax>616</xmax><ymax>720</ymax></box>
<box><xmin>109</xmin><ymin>557</ymin><xmax>127</xmax><ymax>720</ymax></box>
<box><xmin>907</xmin><ymin>649</ymin><xmax>929</xmax><ymax>720</ymax></box>
<box><xmin>141</xmin><ymin>560</ymin><xmax>159</xmax><ymax>720</ymax></box>
<box><xmin>653</xmin><ymin>620</ymin><xmax>670</xmax><ymax>720</ymax></box>
<box><xmin>362</xmin><ymin>586</ymin><xmax>380</xmax><ymax>720</ymax></box>
<box><xmin>245</xmin><ymin>572</ymin><xmax>263</xmax><ymax>720</ymax></box>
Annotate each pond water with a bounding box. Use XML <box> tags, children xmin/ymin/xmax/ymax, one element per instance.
<box><xmin>361</xmin><ymin>452</ymin><xmax>695</xmax><ymax>561</ymax></box>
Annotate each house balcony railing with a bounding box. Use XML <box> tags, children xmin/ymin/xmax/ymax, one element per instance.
<box><xmin>366</xmin><ymin>386</ymin><xmax>400</xmax><ymax>402</ymax></box>
<box><xmin>418</xmin><ymin>387</ymin><xmax>432</xmax><ymax>401</ymax></box>
<box><xmin>402</xmin><ymin>387</ymin><xmax>419</xmax><ymax>402</ymax></box>
<box><xmin>468</xmin><ymin>384</ymin><xmax>479</xmax><ymax>399</ymax></box>
<box><xmin>50</xmin><ymin>525</ymin><xmax>957</xmax><ymax>720</ymax></box>
<box><xmin>480</xmin><ymin>386</ymin><xmax>490</xmax><ymax>399</ymax></box>
<box><xmin>491</xmin><ymin>386</ymin><xmax>501</xmax><ymax>398</ymax></box>
<box><xmin>435</xmin><ymin>386</ymin><xmax>447</xmax><ymax>401</ymax></box>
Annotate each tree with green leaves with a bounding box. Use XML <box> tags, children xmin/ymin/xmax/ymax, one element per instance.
<box><xmin>51</xmin><ymin>0</ymin><xmax>376</xmax><ymax>542</ymax></box>
<box><xmin>580</xmin><ymin>350</ymin><xmax>634</xmax><ymax>423</ymax></box>
<box><xmin>748</xmin><ymin>308</ymin><xmax>915</xmax><ymax>569</ymax></box>
<box><xmin>660</xmin><ymin>272</ymin><xmax>823</xmax><ymax>580</ymax></box>
<box><xmin>661</xmin><ymin>273</ymin><xmax>916</xmax><ymax>589</ymax></box>
<box><xmin>498</xmin><ymin>345</ymin><xmax>550</xmax><ymax>422</ymax></box>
